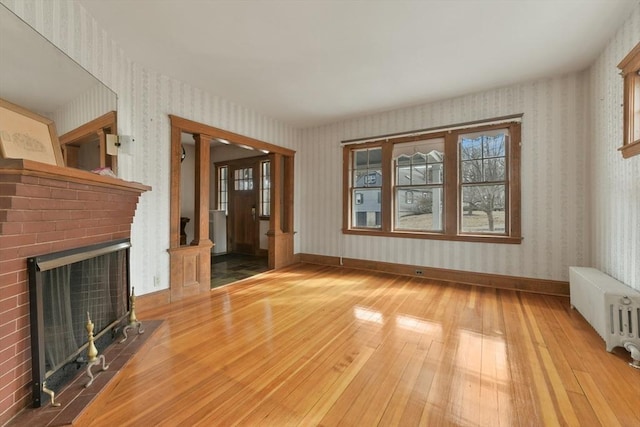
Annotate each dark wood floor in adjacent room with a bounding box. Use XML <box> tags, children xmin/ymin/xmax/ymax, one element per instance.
<box><xmin>79</xmin><ymin>263</ymin><xmax>639</xmax><ymax>426</ymax></box>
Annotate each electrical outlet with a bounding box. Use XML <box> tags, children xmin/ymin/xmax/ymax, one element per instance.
<box><xmin>415</xmin><ymin>270</ymin><xmax>423</xmax><ymax>276</ymax></box>
<box><xmin>154</xmin><ymin>276</ymin><xmax>160</xmax><ymax>287</ymax></box>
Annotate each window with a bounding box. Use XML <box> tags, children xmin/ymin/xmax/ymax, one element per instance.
<box><xmin>394</xmin><ymin>138</ymin><xmax>444</xmax><ymax>232</ymax></box>
<box><xmin>405</xmin><ymin>191</ymin><xmax>413</xmax><ymax>204</ymax></box>
<box><xmin>234</xmin><ymin>167</ymin><xmax>253</xmax><ymax>191</ymax></box>
<box><xmin>355</xmin><ymin>192</ymin><xmax>363</xmax><ymax>204</ymax></box>
<box><xmin>260</xmin><ymin>160</ymin><xmax>271</xmax><ymax>217</ymax></box>
<box><xmin>618</xmin><ymin>42</ymin><xmax>640</xmax><ymax>158</ymax></box>
<box><xmin>459</xmin><ymin>129</ymin><xmax>506</xmax><ymax>233</ymax></box>
<box><xmin>349</xmin><ymin>147</ymin><xmax>382</xmax><ymax>229</ymax></box>
<box><xmin>217</xmin><ymin>165</ymin><xmax>228</xmax><ymax>214</ymax></box>
<box><xmin>343</xmin><ymin>117</ymin><xmax>521</xmax><ymax>243</ymax></box>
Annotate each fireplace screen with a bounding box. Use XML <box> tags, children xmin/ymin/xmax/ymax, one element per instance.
<box><xmin>28</xmin><ymin>239</ymin><xmax>130</xmax><ymax>407</ymax></box>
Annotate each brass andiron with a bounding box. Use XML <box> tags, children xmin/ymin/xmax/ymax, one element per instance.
<box><xmin>120</xmin><ymin>286</ymin><xmax>144</xmax><ymax>343</ymax></box>
<box><xmin>85</xmin><ymin>311</ymin><xmax>109</xmax><ymax>387</ymax></box>
<box><xmin>42</xmin><ymin>381</ymin><xmax>61</xmax><ymax>407</ymax></box>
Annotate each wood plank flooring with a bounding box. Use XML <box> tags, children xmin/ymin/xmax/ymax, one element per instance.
<box><xmin>81</xmin><ymin>263</ymin><xmax>640</xmax><ymax>426</ymax></box>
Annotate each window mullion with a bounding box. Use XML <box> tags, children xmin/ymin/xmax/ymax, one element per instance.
<box><xmin>444</xmin><ymin>132</ymin><xmax>458</xmax><ymax>236</ymax></box>
<box><xmin>381</xmin><ymin>141</ymin><xmax>393</xmax><ymax>232</ymax></box>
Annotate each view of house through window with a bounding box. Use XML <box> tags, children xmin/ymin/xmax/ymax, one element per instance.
<box><xmin>393</xmin><ymin>138</ymin><xmax>444</xmax><ymax>232</ymax></box>
<box><xmin>343</xmin><ymin>117</ymin><xmax>521</xmax><ymax>243</ymax></box>
<box><xmin>351</xmin><ymin>147</ymin><xmax>382</xmax><ymax>228</ymax></box>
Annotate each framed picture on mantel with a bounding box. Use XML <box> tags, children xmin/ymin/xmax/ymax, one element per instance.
<box><xmin>0</xmin><ymin>97</ymin><xmax>64</xmax><ymax>166</ymax></box>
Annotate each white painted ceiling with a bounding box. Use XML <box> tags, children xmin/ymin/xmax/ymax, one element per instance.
<box><xmin>80</xmin><ymin>0</ymin><xmax>637</xmax><ymax>128</ymax></box>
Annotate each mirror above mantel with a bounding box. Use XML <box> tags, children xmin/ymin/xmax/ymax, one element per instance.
<box><xmin>0</xmin><ymin>3</ymin><xmax>118</xmax><ymax>172</ymax></box>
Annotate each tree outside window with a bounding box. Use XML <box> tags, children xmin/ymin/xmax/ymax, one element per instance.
<box><xmin>459</xmin><ymin>131</ymin><xmax>507</xmax><ymax>233</ymax></box>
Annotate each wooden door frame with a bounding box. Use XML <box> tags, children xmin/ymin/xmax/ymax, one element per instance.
<box><xmin>216</xmin><ymin>155</ymin><xmax>269</xmax><ymax>256</ymax></box>
<box><xmin>168</xmin><ymin>115</ymin><xmax>296</xmax><ymax>301</ymax></box>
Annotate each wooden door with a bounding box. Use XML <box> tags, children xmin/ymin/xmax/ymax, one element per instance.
<box><xmin>229</xmin><ymin>165</ymin><xmax>257</xmax><ymax>254</ymax></box>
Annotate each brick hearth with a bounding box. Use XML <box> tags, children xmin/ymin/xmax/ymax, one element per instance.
<box><xmin>0</xmin><ymin>159</ymin><xmax>149</xmax><ymax>425</ymax></box>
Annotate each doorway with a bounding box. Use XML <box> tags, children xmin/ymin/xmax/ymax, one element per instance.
<box><xmin>211</xmin><ymin>155</ymin><xmax>270</xmax><ymax>288</ymax></box>
<box><xmin>230</xmin><ymin>165</ymin><xmax>258</xmax><ymax>254</ymax></box>
<box><xmin>216</xmin><ymin>155</ymin><xmax>270</xmax><ymax>256</ymax></box>
<box><xmin>211</xmin><ymin>253</ymin><xmax>269</xmax><ymax>289</ymax></box>
<box><xmin>168</xmin><ymin>115</ymin><xmax>296</xmax><ymax>302</ymax></box>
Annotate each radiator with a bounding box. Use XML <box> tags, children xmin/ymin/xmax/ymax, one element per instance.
<box><xmin>569</xmin><ymin>267</ymin><xmax>640</xmax><ymax>368</ymax></box>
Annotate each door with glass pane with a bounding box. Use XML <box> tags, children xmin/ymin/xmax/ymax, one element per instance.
<box><xmin>229</xmin><ymin>165</ymin><xmax>257</xmax><ymax>254</ymax></box>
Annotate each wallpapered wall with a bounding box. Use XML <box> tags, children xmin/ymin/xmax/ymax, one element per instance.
<box><xmin>300</xmin><ymin>73</ymin><xmax>591</xmax><ymax>282</ymax></box>
<box><xmin>2</xmin><ymin>0</ymin><xmax>300</xmax><ymax>295</ymax></box>
<box><xmin>52</xmin><ymin>83</ymin><xmax>117</xmax><ymax>135</ymax></box>
<box><xmin>3</xmin><ymin>0</ymin><xmax>637</xmax><ymax>289</ymax></box>
<box><xmin>589</xmin><ymin>5</ymin><xmax>640</xmax><ymax>291</ymax></box>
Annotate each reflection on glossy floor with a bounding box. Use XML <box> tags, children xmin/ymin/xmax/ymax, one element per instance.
<box><xmin>211</xmin><ymin>252</ymin><xmax>269</xmax><ymax>288</ymax></box>
<box><xmin>84</xmin><ymin>264</ymin><xmax>640</xmax><ymax>426</ymax></box>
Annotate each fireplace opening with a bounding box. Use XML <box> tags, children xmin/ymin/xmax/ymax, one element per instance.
<box><xmin>27</xmin><ymin>239</ymin><xmax>131</xmax><ymax>407</ymax></box>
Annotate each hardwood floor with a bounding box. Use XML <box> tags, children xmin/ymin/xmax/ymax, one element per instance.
<box><xmin>81</xmin><ymin>263</ymin><xmax>639</xmax><ymax>426</ymax></box>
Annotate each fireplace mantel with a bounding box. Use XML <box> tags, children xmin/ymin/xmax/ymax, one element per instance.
<box><xmin>0</xmin><ymin>159</ymin><xmax>150</xmax><ymax>425</ymax></box>
<box><xmin>0</xmin><ymin>159</ymin><xmax>150</xmax><ymax>193</ymax></box>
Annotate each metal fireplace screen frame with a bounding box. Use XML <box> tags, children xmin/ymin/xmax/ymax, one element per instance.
<box><xmin>27</xmin><ymin>238</ymin><xmax>131</xmax><ymax>407</ymax></box>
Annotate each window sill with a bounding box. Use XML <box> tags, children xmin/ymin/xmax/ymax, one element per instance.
<box><xmin>619</xmin><ymin>139</ymin><xmax>640</xmax><ymax>159</ymax></box>
<box><xmin>343</xmin><ymin>228</ymin><xmax>523</xmax><ymax>244</ymax></box>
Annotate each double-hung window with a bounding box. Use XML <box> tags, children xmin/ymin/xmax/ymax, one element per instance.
<box><xmin>349</xmin><ymin>146</ymin><xmax>383</xmax><ymax>229</ymax></box>
<box><xmin>343</xmin><ymin>117</ymin><xmax>522</xmax><ymax>243</ymax></box>
<box><xmin>459</xmin><ymin>129</ymin><xmax>508</xmax><ymax>233</ymax></box>
<box><xmin>394</xmin><ymin>138</ymin><xmax>444</xmax><ymax>232</ymax></box>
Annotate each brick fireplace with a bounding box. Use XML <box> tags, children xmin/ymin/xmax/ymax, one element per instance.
<box><xmin>0</xmin><ymin>159</ymin><xmax>149</xmax><ymax>425</ymax></box>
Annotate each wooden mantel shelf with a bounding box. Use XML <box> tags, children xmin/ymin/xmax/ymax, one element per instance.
<box><xmin>0</xmin><ymin>158</ymin><xmax>151</xmax><ymax>193</ymax></box>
